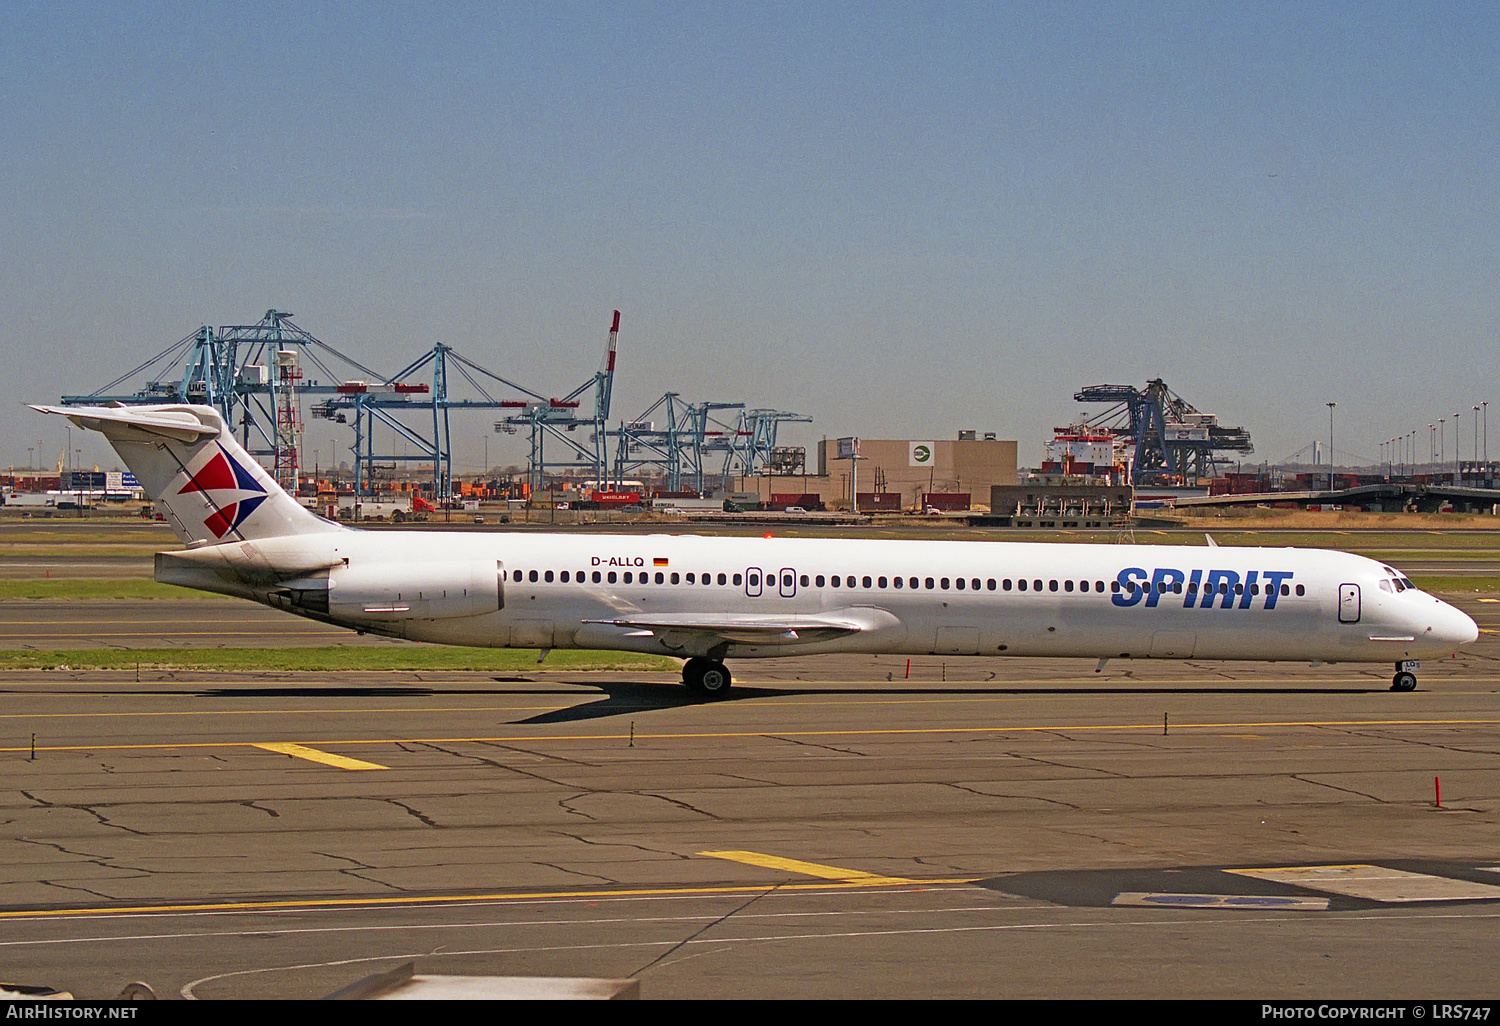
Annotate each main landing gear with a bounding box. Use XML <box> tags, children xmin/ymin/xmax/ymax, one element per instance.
<box><xmin>683</xmin><ymin>657</ymin><xmax>732</xmax><ymax>698</ymax></box>
<box><xmin>1391</xmin><ymin>661</ymin><xmax>1418</xmax><ymax>692</ymax></box>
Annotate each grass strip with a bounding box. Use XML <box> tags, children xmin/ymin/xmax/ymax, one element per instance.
<box><xmin>0</xmin><ymin>580</ymin><xmax>206</xmax><ymax>601</ymax></box>
<box><xmin>1408</xmin><ymin>575</ymin><xmax>1500</xmax><ymax>594</ymax></box>
<box><xmin>0</xmin><ymin>647</ymin><xmax>681</xmax><ymax>672</ymax></box>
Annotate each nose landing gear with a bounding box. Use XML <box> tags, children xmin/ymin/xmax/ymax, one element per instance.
<box><xmin>1391</xmin><ymin>661</ymin><xmax>1418</xmax><ymax>692</ymax></box>
<box><xmin>683</xmin><ymin>657</ymin><xmax>733</xmax><ymax>697</ymax></box>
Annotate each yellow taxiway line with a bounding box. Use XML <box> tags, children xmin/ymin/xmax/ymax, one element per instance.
<box><xmin>4</xmin><ymin>717</ymin><xmax>1500</xmax><ymax>757</ymax></box>
<box><xmin>251</xmin><ymin>742</ymin><xmax>387</xmax><ymax>771</ymax></box>
<box><xmin>700</xmin><ymin>850</ymin><xmax>915</xmax><ymax>885</ymax></box>
<box><xmin>0</xmin><ymin>878</ymin><xmax>974</xmax><ymax>921</ymax></box>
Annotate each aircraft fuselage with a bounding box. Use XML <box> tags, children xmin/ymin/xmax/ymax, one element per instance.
<box><xmin>160</xmin><ymin>530</ymin><xmax>1478</xmax><ymax>666</ymax></box>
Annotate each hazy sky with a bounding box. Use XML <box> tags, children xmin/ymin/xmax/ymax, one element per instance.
<box><xmin>3</xmin><ymin>1</ymin><xmax>1496</xmax><ymax>476</ymax></box>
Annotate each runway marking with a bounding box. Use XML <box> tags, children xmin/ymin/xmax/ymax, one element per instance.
<box><xmin>0</xmin><ymin>902</ymin><xmax>1067</xmax><ymax>950</ymax></box>
<box><xmin>1112</xmin><ymin>892</ymin><xmax>1329</xmax><ymax>911</ymax></box>
<box><xmin>1226</xmin><ymin>865</ymin><xmax>1500</xmax><ymax>903</ymax></box>
<box><xmin>0</xmin><ymin>705</ymin><xmax>576</xmax><ymax>722</ymax></box>
<box><xmin>0</xmin><ymin>879</ymin><xmax>982</xmax><ymax>921</ymax></box>
<box><xmin>175</xmin><ymin>905</ymin><xmax>1500</xmax><ymax>999</ymax></box>
<box><xmin>699</xmin><ymin>850</ymin><xmax>914</xmax><ymax>885</ymax></box>
<box><xmin>3</xmin><ymin>668</ymin><xmax>1492</xmax><ymax>689</ymax></box>
<box><xmin>251</xmin><ymin>742</ymin><xmax>387</xmax><ymax>771</ymax></box>
<box><xmin>5</xmin><ymin>717</ymin><xmax>1500</xmax><ymax>755</ymax></box>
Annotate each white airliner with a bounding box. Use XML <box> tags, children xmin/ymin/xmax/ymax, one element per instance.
<box><xmin>35</xmin><ymin>403</ymin><xmax>1479</xmax><ymax>695</ymax></box>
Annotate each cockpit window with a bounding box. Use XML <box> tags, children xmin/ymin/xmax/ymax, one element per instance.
<box><xmin>1379</xmin><ymin>580</ymin><xmax>1393</xmax><ymax>593</ymax></box>
<box><xmin>1380</xmin><ymin>565</ymin><xmax>1420</xmax><ymax>592</ymax></box>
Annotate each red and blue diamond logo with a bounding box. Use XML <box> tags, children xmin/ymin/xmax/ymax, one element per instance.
<box><xmin>177</xmin><ymin>445</ymin><xmax>268</xmax><ymax>538</ymax></box>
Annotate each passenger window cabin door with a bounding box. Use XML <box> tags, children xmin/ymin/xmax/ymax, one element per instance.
<box><xmin>779</xmin><ymin>568</ymin><xmax>797</xmax><ymax>598</ymax></box>
<box><xmin>745</xmin><ymin>569</ymin><xmax>763</xmax><ymax>597</ymax></box>
<box><xmin>1338</xmin><ymin>583</ymin><xmax>1361</xmax><ymax>623</ymax></box>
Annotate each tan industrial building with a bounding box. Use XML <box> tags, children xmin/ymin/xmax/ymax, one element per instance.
<box><xmin>805</xmin><ymin>433</ymin><xmax>1018</xmax><ymax>510</ymax></box>
<box><xmin>727</xmin><ymin>434</ymin><xmax>1017</xmax><ymax>511</ymax></box>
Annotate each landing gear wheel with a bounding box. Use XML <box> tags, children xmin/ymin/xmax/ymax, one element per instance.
<box><xmin>683</xmin><ymin>658</ymin><xmax>732</xmax><ymax>697</ymax></box>
<box><xmin>1391</xmin><ymin>671</ymin><xmax>1417</xmax><ymax>692</ymax></box>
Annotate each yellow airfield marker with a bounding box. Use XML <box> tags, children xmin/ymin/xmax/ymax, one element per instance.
<box><xmin>700</xmin><ymin>850</ymin><xmax>914</xmax><ymax>885</ymax></box>
<box><xmin>252</xmin><ymin>742</ymin><xmax>387</xmax><ymax>771</ymax></box>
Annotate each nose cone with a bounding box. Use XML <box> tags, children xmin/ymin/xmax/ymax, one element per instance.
<box><xmin>1432</xmin><ymin>600</ymin><xmax>1480</xmax><ymax>649</ymax></box>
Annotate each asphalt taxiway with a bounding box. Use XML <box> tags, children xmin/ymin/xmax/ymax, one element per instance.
<box><xmin>0</xmin><ymin>595</ymin><xmax>1497</xmax><ymax>998</ymax></box>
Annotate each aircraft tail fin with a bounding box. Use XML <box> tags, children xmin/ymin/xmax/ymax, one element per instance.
<box><xmin>30</xmin><ymin>403</ymin><xmax>344</xmax><ymax>546</ymax></box>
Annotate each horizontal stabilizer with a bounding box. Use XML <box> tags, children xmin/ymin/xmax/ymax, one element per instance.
<box><xmin>31</xmin><ymin>402</ymin><xmax>343</xmax><ymax>546</ymax></box>
<box><xmin>156</xmin><ymin>537</ymin><xmax>346</xmax><ymax>585</ymax></box>
<box><xmin>30</xmin><ymin>404</ymin><xmax>220</xmax><ymax>443</ymax></box>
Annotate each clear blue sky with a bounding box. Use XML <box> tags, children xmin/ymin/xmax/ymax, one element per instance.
<box><xmin>3</xmin><ymin>1</ymin><xmax>1496</xmax><ymax>474</ymax></box>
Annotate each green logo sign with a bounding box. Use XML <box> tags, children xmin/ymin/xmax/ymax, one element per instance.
<box><xmin>911</xmin><ymin>444</ymin><xmax>932</xmax><ymax>465</ymax></box>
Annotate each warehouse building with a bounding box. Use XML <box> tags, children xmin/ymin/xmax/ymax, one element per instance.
<box><xmin>807</xmin><ymin>432</ymin><xmax>1018</xmax><ymax>511</ymax></box>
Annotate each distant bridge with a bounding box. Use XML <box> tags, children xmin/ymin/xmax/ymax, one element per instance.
<box><xmin>1173</xmin><ymin>482</ymin><xmax>1500</xmax><ymax>514</ymax></box>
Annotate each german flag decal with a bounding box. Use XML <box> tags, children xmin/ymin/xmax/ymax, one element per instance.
<box><xmin>653</xmin><ymin>557</ymin><xmax>669</xmax><ymax>567</ymax></box>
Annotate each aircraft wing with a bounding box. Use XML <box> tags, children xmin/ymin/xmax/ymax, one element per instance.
<box><xmin>582</xmin><ymin>613</ymin><xmax>863</xmax><ymax>647</ymax></box>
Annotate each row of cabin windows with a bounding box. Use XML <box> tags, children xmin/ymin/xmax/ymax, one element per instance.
<box><xmin>1131</xmin><ymin>580</ymin><xmax>1305</xmax><ymax>597</ymax></box>
<box><xmin>519</xmin><ymin>569</ymin><xmax>744</xmax><ymax>586</ymax></box>
<box><xmin>511</xmin><ymin>568</ymin><xmax>1306</xmax><ymax>598</ymax></box>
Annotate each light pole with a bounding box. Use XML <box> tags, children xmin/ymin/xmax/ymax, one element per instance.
<box><xmin>1475</xmin><ymin>406</ymin><xmax>1481</xmax><ymax>465</ymax></box>
<box><xmin>1326</xmin><ymin>402</ymin><xmax>1336</xmax><ymax>492</ymax></box>
<box><xmin>1454</xmin><ymin>412</ymin><xmax>1462</xmax><ymax>479</ymax></box>
<box><xmin>1484</xmin><ymin>401</ymin><xmax>1490</xmax><ymax>465</ymax></box>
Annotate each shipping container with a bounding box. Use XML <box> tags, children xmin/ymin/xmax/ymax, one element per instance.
<box><xmin>922</xmin><ymin>492</ymin><xmax>971</xmax><ymax>511</ymax></box>
<box><xmin>592</xmin><ymin>491</ymin><xmax>643</xmax><ymax>507</ymax></box>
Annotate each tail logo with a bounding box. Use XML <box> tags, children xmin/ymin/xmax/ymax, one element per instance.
<box><xmin>177</xmin><ymin>445</ymin><xmax>269</xmax><ymax>538</ymax></box>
